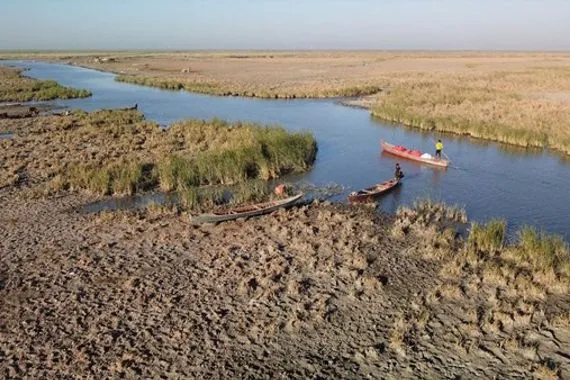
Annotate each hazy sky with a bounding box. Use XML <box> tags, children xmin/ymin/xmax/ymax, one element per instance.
<box><xmin>1</xmin><ymin>0</ymin><xmax>569</xmax><ymax>50</ymax></box>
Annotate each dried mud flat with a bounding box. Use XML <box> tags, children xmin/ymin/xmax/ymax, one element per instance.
<box><xmin>1</xmin><ymin>189</ymin><xmax>569</xmax><ymax>379</ymax></box>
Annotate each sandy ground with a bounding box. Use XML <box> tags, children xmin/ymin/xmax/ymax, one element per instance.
<box><xmin>1</xmin><ymin>186</ymin><xmax>569</xmax><ymax>378</ymax></box>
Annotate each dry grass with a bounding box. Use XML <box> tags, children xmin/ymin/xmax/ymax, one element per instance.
<box><xmin>371</xmin><ymin>67</ymin><xmax>570</xmax><ymax>154</ymax></box>
<box><xmin>396</xmin><ymin>201</ymin><xmax>570</xmax><ymax>370</ymax></box>
<box><xmin>0</xmin><ymin>66</ymin><xmax>90</xmax><ymax>101</ymax></box>
<box><xmin>0</xmin><ymin>109</ymin><xmax>317</xmax><ymax>202</ymax></box>
<box><xmin>533</xmin><ymin>364</ymin><xmax>559</xmax><ymax>380</ymax></box>
<box><xmin>115</xmin><ymin>74</ymin><xmax>382</xmax><ymax>98</ymax></box>
<box><xmin>5</xmin><ymin>51</ymin><xmax>570</xmax><ymax>154</ymax></box>
<box><xmin>551</xmin><ymin>312</ymin><xmax>570</xmax><ymax>328</ymax></box>
<box><xmin>388</xmin><ymin>315</ymin><xmax>410</xmax><ymax>355</ymax></box>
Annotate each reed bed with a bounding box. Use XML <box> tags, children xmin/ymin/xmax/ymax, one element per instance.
<box><xmin>513</xmin><ymin>226</ymin><xmax>570</xmax><ymax>275</ymax></box>
<box><xmin>463</xmin><ymin>219</ymin><xmax>570</xmax><ymax>279</ymax></box>
<box><xmin>0</xmin><ymin>66</ymin><xmax>91</xmax><ymax>101</ymax></box>
<box><xmin>372</xmin><ymin>68</ymin><xmax>570</xmax><ymax>155</ymax></box>
<box><xmin>468</xmin><ymin>219</ymin><xmax>507</xmax><ymax>252</ymax></box>
<box><xmin>0</xmin><ymin>109</ymin><xmax>317</xmax><ymax>198</ymax></box>
<box><xmin>116</xmin><ymin>74</ymin><xmax>382</xmax><ymax>99</ymax></box>
<box><xmin>155</xmin><ymin>120</ymin><xmax>316</xmax><ymax>191</ymax></box>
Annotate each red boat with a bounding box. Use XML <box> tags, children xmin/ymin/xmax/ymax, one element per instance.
<box><xmin>348</xmin><ymin>178</ymin><xmax>400</xmax><ymax>203</ymax></box>
<box><xmin>381</xmin><ymin>140</ymin><xmax>450</xmax><ymax>168</ymax></box>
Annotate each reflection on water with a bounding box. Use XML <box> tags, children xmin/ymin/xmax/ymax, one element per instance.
<box><xmin>4</xmin><ymin>60</ymin><xmax>570</xmax><ymax>241</ymax></box>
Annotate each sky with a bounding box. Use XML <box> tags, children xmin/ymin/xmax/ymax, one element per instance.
<box><xmin>1</xmin><ymin>0</ymin><xmax>570</xmax><ymax>50</ymax></box>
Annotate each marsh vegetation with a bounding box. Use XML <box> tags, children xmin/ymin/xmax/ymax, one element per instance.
<box><xmin>0</xmin><ymin>66</ymin><xmax>91</xmax><ymax>102</ymax></box>
<box><xmin>2</xmin><ymin>54</ymin><xmax>570</xmax><ymax>378</ymax></box>
<box><xmin>372</xmin><ymin>67</ymin><xmax>570</xmax><ymax>154</ymax></box>
<box><xmin>116</xmin><ymin>74</ymin><xmax>383</xmax><ymax>99</ymax></box>
<box><xmin>0</xmin><ymin>109</ymin><xmax>317</xmax><ymax>207</ymax></box>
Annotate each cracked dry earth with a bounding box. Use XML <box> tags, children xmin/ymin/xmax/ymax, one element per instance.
<box><xmin>1</xmin><ymin>190</ymin><xmax>569</xmax><ymax>379</ymax></box>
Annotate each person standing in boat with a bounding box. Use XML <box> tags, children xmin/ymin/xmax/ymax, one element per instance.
<box><xmin>395</xmin><ymin>163</ymin><xmax>404</xmax><ymax>180</ymax></box>
<box><xmin>435</xmin><ymin>139</ymin><xmax>444</xmax><ymax>159</ymax></box>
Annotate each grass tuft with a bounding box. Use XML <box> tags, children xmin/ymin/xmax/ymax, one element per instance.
<box><xmin>468</xmin><ymin>219</ymin><xmax>506</xmax><ymax>253</ymax></box>
<box><xmin>514</xmin><ymin>226</ymin><xmax>570</xmax><ymax>273</ymax></box>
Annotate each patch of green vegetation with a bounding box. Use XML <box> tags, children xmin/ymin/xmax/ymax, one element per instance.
<box><xmin>116</xmin><ymin>75</ymin><xmax>225</xmax><ymax>95</ymax></box>
<box><xmin>0</xmin><ymin>67</ymin><xmax>91</xmax><ymax>101</ymax></box>
<box><xmin>156</xmin><ymin>125</ymin><xmax>316</xmax><ymax>191</ymax></box>
<box><xmin>515</xmin><ymin>226</ymin><xmax>570</xmax><ymax>274</ymax></box>
<box><xmin>468</xmin><ymin>219</ymin><xmax>507</xmax><ymax>253</ymax></box>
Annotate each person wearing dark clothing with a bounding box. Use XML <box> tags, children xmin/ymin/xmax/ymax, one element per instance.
<box><xmin>395</xmin><ymin>163</ymin><xmax>404</xmax><ymax>180</ymax></box>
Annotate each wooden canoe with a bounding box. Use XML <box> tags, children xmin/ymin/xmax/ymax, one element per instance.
<box><xmin>348</xmin><ymin>178</ymin><xmax>400</xmax><ymax>203</ymax></box>
<box><xmin>190</xmin><ymin>193</ymin><xmax>303</xmax><ymax>225</ymax></box>
<box><xmin>381</xmin><ymin>140</ymin><xmax>450</xmax><ymax>168</ymax></box>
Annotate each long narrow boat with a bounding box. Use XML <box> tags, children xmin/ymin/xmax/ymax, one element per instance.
<box><xmin>190</xmin><ymin>193</ymin><xmax>303</xmax><ymax>225</ymax></box>
<box><xmin>381</xmin><ymin>140</ymin><xmax>450</xmax><ymax>168</ymax></box>
<box><xmin>348</xmin><ymin>178</ymin><xmax>400</xmax><ymax>203</ymax></box>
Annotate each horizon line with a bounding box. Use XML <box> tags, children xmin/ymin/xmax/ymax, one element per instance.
<box><xmin>1</xmin><ymin>48</ymin><xmax>570</xmax><ymax>54</ymax></box>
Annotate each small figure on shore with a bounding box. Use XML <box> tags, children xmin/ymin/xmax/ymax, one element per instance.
<box><xmin>435</xmin><ymin>139</ymin><xmax>444</xmax><ymax>159</ymax></box>
<box><xmin>274</xmin><ymin>183</ymin><xmax>286</xmax><ymax>196</ymax></box>
<box><xmin>395</xmin><ymin>163</ymin><xmax>404</xmax><ymax>180</ymax></box>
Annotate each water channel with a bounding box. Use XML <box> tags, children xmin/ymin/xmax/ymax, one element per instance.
<box><xmin>2</xmin><ymin>60</ymin><xmax>569</xmax><ymax>240</ymax></box>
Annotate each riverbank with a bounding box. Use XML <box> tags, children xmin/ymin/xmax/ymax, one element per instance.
<box><xmin>1</xmin><ymin>185</ymin><xmax>569</xmax><ymax>378</ymax></box>
<box><xmin>0</xmin><ymin>66</ymin><xmax>90</xmax><ymax>102</ymax></box>
<box><xmin>4</xmin><ymin>51</ymin><xmax>569</xmax><ymax>155</ymax></box>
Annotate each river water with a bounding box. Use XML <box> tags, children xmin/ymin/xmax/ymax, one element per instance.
<box><xmin>2</xmin><ymin>60</ymin><xmax>569</xmax><ymax>240</ymax></box>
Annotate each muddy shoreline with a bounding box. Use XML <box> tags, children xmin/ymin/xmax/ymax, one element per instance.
<box><xmin>1</xmin><ymin>186</ymin><xmax>569</xmax><ymax>378</ymax></box>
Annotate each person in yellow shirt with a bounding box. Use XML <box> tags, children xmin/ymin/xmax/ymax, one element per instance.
<box><xmin>435</xmin><ymin>139</ymin><xmax>444</xmax><ymax>159</ymax></box>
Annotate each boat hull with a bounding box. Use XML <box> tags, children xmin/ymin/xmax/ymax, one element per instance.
<box><xmin>190</xmin><ymin>193</ymin><xmax>303</xmax><ymax>225</ymax></box>
<box><xmin>381</xmin><ymin>141</ymin><xmax>450</xmax><ymax>168</ymax></box>
<box><xmin>348</xmin><ymin>178</ymin><xmax>400</xmax><ymax>203</ymax></box>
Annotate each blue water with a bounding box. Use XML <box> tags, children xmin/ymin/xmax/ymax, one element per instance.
<box><xmin>3</xmin><ymin>60</ymin><xmax>569</xmax><ymax>240</ymax></box>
